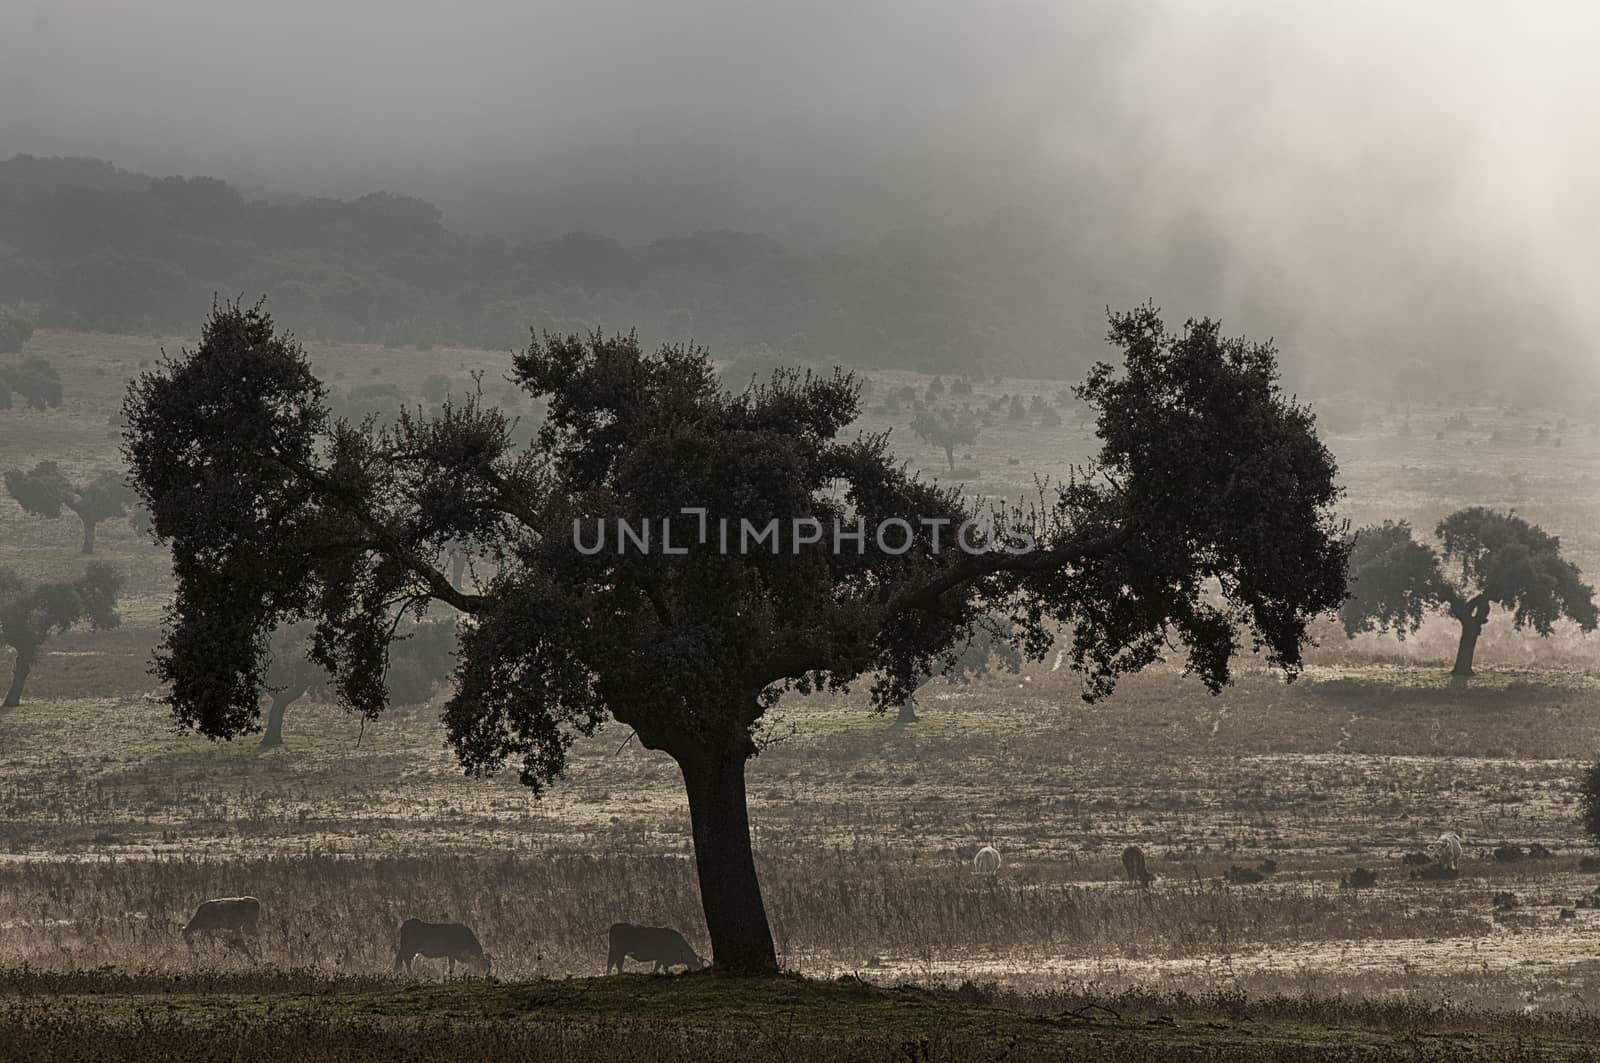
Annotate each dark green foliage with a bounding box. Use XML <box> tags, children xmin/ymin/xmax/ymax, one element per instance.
<box><xmin>1578</xmin><ymin>761</ymin><xmax>1600</xmax><ymax>843</ymax></box>
<box><xmin>260</xmin><ymin>618</ymin><xmax>456</xmax><ymax>748</ymax></box>
<box><xmin>0</xmin><ymin>305</ymin><xmax>33</xmax><ymax>354</ymax></box>
<box><xmin>0</xmin><ymin>355</ymin><xmax>63</xmax><ymax>409</ymax></box>
<box><xmin>1344</xmin><ymin>509</ymin><xmax>1597</xmax><ymax>676</ymax></box>
<box><xmin>1339</xmin><ymin>521</ymin><xmax>1445</xmax><ymax>640</ymax></box>
<box><xmin>0</xmin><ymin>562</ymin><xmax>121</xmax><ymax>706</ymax></box>
<box><xmin>124</xmin><ymin>300</ymin><xmax>1349</xmax><ymax>972</ymax></box>
<box><xmin>894</xmin><ymin>613</ymin><xmax>1022</xmax><ymax>722</ymax></box>
<box><xmin>3</xmin><ymin>461</ymin><xmax>134</xmax><ymax>553</ymax></box>
<box><xmin>909</xmin><ymin>407</ymin><xmax>981</xmax><ymax>472</ymax></box>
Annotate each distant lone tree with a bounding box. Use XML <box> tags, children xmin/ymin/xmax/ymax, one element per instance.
<box><xmin>910</xmin><ymin>406</ymin><xmax>981</xmax><ymax>472</ymax></box>
<box><xmin>0</xmin><ymin>563</ymin><xmax>121</xmax><ymax>707</ymax></box>
<box><xmin>1579</xmin><ymin>760</ymin><xmax>1600</xmax><ymax>844</ymax></box>
<box><xmin>4</xmin><ymin>462</ymin><xmax>136</xmax><ymax>554</ymax></box>
<box><xmin>892</xmin><ymin>613</ymin><xmax>1022</xmax><ymax>723</ymax></box>
<box><xmin>259</xmin><ymin>619</ymin><xmax>455</xmax><ymax>749</ymax></box>
<box><xmin>0</xmin><ymin>307</ymin><xmax>34</xmax><ymax>355</ymax></box>
<box><xmin>124</xmin><ymin>300</ymin><xmax>1348</xmax><ymax>973</ymax></box>
<box><xmin>0</xmin><ymin>356</ymin><xmax>64</xmax><ymax>410</ymax></box>
<box><xmin>1342</xmin><ymin>510</ymin><xmax>1597</xmax><ymax>679</ymax></box>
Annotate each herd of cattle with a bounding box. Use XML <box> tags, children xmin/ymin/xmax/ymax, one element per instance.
<box><xmin>180</xmin><ymin>897</ymin><xmax>704</xmax><ymax>976</ymax></box>
<box><xmin>177</xmin><ymin>834</ymin><xmax>1471</xmax><ymax>975</ymax></box>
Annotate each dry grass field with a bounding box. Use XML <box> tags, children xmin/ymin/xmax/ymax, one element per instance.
<box><xmin>1</xmin><ymin>328</ymin><xmax>1599</xmax><ymax>1058</ymax></box>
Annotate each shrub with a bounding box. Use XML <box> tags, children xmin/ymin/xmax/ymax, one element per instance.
<box><xmin>0</xmin><ymin>306</ymin><xmax>34</xmax><ymax>354</ymax></box>
<box><xmin>1341</xmin><ymin>868</ymin><xmax>1378</xmax><ymax>889</ymax></box>
<box><xmin>1577</xmin><ymin>761</ymin><xmax>1600</xmax><ymax>843</ymax></box>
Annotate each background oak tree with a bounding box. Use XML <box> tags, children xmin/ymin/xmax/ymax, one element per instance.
<box><xmin>4</xmin><ymin>462</ymin><xmax>136</xmax><ymax>554</ymax></box>
<box><xmin>124</xmin><ymin>301</ymin><xmax>1349</xmax><ymax>973</ymax></box>
<box><xmin>259</xmin><ymin>619</ymin><xmax>457</xmax><ymax>749</ymax></box>
<box><xmin>1343</xmin><ymin>509</ymin><xmax>1598</xmax><ymax>678</ymax></box>
<box><xmin>0</xmin><ymin>563</ymin><xmax>121</xmax><ymax>707</ymax></box>
<box><xmin>892</xmin><ymin>613</ymin><xmax>1021</xmax><ymax>724</ymax></box>
<box><xmin>909</xmin><ymin>406</ymin><xmax>980</xmax><ymax>472</ymax></box>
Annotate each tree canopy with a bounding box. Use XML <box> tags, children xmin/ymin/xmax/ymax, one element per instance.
<box><xmin>259</xmin><ymin>618</ymin><xmax>457</xmax><ymax>748</ymax></box>
<box><xmin>0</xmin><ymin>356</ymin><xmax>63</xmax><ymax>411</ymax></box>
<box><xmin>909</xmin><ymin>406</ymin><xmax>981</xmax><ymax>472</ymax></box>
<box><xmin>3</xmin><ymin>462</ymin><xmax>136</xmax><ymax>554</ymax></box>
<box><xmin>1343</xmin><ymin>509</ymin><xmax>1597</xmax><ymax>677</ymax></box>
<box><xmin>0</xmin><ymin>563</ymin><xmax>122</xmax><ymax>707</ymax></box>
<box><xmin>124</xmin><ymin>300</ymin><xmax>1349</xmax><ymax>972</ymax></box>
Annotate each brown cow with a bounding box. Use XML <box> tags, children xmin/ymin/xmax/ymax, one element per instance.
<box><xmin>606</xmin><ymin>923</ymin><xmax>704</xmax><ymax>974</ymax></box>
<box><xmin>1121</xmin><ymin>845</ymin><xmax>1154</xmax><ymax>887</ymax></box>
<box><xmin>181</xmin><ymin>896</ymin><xmax>261</xmax><ymax>960</ymax></box>
<box><xmin>394</xmin><ymin>919</ymin><xmax>492</xmax><ymax>977</ymax></box>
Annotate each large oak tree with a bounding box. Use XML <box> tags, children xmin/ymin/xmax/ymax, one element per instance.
<box><xmin>124</xmin><ymin>300</ymin><xmax>1348</xmax><ymax>972</ymax></box>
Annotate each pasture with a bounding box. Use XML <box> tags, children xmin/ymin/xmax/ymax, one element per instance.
<box><xmin>1</xmin><ymin>328</ymin><xmax>1599</xmax><ymax>1058</ymax></box>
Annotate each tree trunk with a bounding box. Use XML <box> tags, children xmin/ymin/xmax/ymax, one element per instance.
<box><xmin>258</xmin><ymin>693</ymin><xmax>292</xmax><ymax>749</ymax></box>
<box><xmin>450</xmin><ymin>551</ymin><xmax>467</xmax><ymax>592</ymax></box>
<box><xmin>676</xmin><ymin>743</ymin><xmax>777</xmax><ymax>974</ymax></box>
<box><xmin>896</xmin><ymin>697</ymin><xmax>919</xmax><ymax>724</ymax></box>
<box><xmin>944</xmin><ymin>446</ymin><xmax>955</xmax><ymax>472</ymax></box>
<box><xmin>1451</xmin><ymin>617</ymin><xmax>1484</xmax><ymax>681</ymax></box>
<box><xmin>80</xmin><ymin>518</ymin><xmax>96</xmax><ymax>555</ymax></box>
<box><xmin>3</xmin><ymin>651</ymin><xmax>32</xmax><ymax>708</ymax></box>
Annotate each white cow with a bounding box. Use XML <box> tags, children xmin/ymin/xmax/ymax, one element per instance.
<box><xmin>1431</xmin><ymin>832</ymin><xmax>1464</xmax><ymax>871</ymax></box>
<box><xmin>974</xmin><ymin>845</ymin><xmax>1001</xmax><ymax>875</ymax></box>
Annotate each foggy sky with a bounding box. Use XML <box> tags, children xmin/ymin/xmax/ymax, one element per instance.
<box><xmin>2</xmin><ymin>0</ymin><xmax>1598</xmax><ymax>394</ymax></box>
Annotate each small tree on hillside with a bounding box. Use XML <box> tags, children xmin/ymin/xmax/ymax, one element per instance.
<box><xmin>910</xmin><ymin>407</ymin><xmax>981</xmax><ymax>471</ymax></box>
<box><xmin>893</xmin><ymin>613</ymin><xmax>1022</xmax><ymax>723</ymax></box>
<box><xmin>125</xmin><ymin>301</ymin><xmax>1349</xmax><ymax>972</ymax></box>
<box><xmin>259</xmin><ymin>619</ymin><xmax>455</xmax><ymax>749</ymax></box>
<box><xmin>0</xmin><ymin>308</ymin><xmax>35</xmax><ymax>355</ymax></box>
<box><xmin>0</xmin><ymin>356</ymin><xmax>64</xmax><ymax>410</ymax></box>
<box><xmin>1343</xmin><ymin>510</ymin><xmax>1597</xmax><ymax>679</ymax></box>
<box><xmin>4</xmin><ymin>462</ymin><xmax>136</xmax><ymax>554</ymax></box>
<box><xmin>0</xmin><ymin>563</ymin><xmax>121</xmax><ymax>707</ymax></box>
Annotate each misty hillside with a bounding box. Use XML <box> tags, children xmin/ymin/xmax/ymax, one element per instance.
<box><xmin>0</xmin><ymin>154</ymin><xmax>1125</xmax><ymax>377</ymax></box>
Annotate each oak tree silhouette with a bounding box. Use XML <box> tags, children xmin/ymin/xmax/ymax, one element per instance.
<box><xmin>124</xmin><ymin>300</ymin><xmax>1348</xmax><ymax>972</ymax></box>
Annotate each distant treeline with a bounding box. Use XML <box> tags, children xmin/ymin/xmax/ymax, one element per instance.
<box><xmin>0</xmin><ymin>154</ymin><xmax>1118</xmax><ymax>376</ymax></box>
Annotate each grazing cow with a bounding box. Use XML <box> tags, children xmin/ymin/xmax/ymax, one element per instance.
<box><xmin>1121</xmin><ymin>845</ymin><xmax>1153</xmax><ymax>886</ymax></box>
<box><xmin>1431</xmin><ymin>832</ymin><xmax>1464</xmax><ymax>871</ymax></box>
<box><xmin>606</xmin><ymin>923</ymin><xmax>705</xmax><ymax>974</ymax></box>
<box><xmin>181</xmin><ymin>896</ymin><xmax>261</xmax><ymax>960</ymax></box>
<box><xmin>394</xmin><ymin>919</ymin><xmax>492</xmax><ymax>977</ymax></box>
<box><xmin>973</xmin><ymin>845</ymin><xmax>1001</xmax><ymax>875</ymax></box>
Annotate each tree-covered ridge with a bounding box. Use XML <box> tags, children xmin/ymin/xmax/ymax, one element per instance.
<box><xmin>0</xmin><ymin>154</ymin><xmax>1117</xmax><ymax>375</ymax></box>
